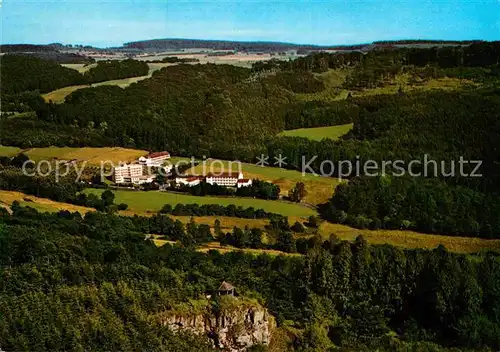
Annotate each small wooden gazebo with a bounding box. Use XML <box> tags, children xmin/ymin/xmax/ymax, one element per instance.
<box><xmin>217</xmin><ymin>281</ymin><xmax>235</xmax><ymax>296</ymax></box>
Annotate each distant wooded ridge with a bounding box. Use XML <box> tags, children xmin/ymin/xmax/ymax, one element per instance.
<box><xmin>122</xmin><ymin>38</ymin><xmax>366</xmax><ymax>51</ymax></box>
<box><xmin>373</xmin><ymin>39</ymin><xmax>486</xmax><ymax>45</ymax></box>
<box><xmin>1</xmin><ymin>39</ymin><xmax>492</xmax><ymax>54</ymax></box>
<box><xmin>122</xmin><ymin>38</ymin><xmax>489</xmax><ymax>51</ymax></box>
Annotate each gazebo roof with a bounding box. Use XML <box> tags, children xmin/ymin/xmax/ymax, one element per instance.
<box><xmin>218</xmin><ymin>281</ymin><xmax>235</xmax><ymax>291</ymax></box>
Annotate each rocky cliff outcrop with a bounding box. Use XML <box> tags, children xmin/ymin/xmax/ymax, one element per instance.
<box><xmin>160</xmin><ymin>297</ymin><xmax>275</xmax><ymax>351</ymax></box>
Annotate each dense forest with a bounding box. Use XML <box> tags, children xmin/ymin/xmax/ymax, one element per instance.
<box><xmin>29</xmin><ymin>63</ymin><xmax>292</xmax><ymax>159</ymax></box>
<box><xmin>82</xmin><ymin>59</ymin><xmax>148</xmax><ymax>82</ymax></box>
<box><xmin>0</xmin><ymin>55</ymin><xmax>86</xmax><ymax>94</ymax></box>
<box><xmin>1</xmin><ymin>207</ymin><xmax>500</xmax><ymax>350</ymax></box>
<box><xmin>268</xmin><ymin>90</ymin><xmax>500</xmax><ymax>237</ymax></box>
<box><xmin>324</xmin><ymin>175</ymin><xmax>500</xmax><ymax>237</ymax></box>
<box><xmin>0</xmin><ymin>56</ymin><xmax>148</xmax><ymax>112</ymax></box>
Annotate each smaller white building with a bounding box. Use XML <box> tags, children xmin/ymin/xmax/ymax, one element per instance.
<box><xmin>175</xmin><ymin>176</ymin><xmax>203</xmax><ymax>187</ymax></box>
<box><xmin>131</xmin><ymin>175</ymin><xmax>156</xmax><ymax>185</ymax></box>
<box><xmin>139</xmin><ymin>151</ymin><xmax>170</xmax><ymax>166</ymax></box>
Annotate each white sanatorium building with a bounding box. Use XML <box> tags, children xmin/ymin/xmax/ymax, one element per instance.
<box><xmin>113</xmin><ymin>151</ymin><xmax>252</xmax><ymax>188</ymax></box>
<box><xmin>206</xmin><ymin>172</ymin><xmax>252</xmax><ymax>188</ymax></box>
<box><xmin>113</xmin><ymin>164</ymin><xmax>155</xmax><ymax>185</ymax></box>
<box><xmin>176</xmin><ymin>172</ymin><xmax>252</xmax><ymax>188</ymax></box>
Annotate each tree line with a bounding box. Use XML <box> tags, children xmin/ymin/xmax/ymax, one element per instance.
<box><xmin>159</xmin><ymin>203</ymin><xmax>278</xmax><ymax>219</ymax></box>
<box><xmin>323</xmin><ymin>175</ymin><xmax>500</xmax><ymax>238</ymax></box>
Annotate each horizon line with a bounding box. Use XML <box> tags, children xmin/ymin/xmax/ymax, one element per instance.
<box><xmin>0</xmin><ymin>37</ymin><xmax>491</xmax><ymax>50</ymax></box>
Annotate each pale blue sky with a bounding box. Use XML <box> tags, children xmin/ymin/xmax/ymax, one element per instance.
<box><xmin>1</xmin><ymin>0</ymin><xmax>499</xmax><ymax>47</ymax></box>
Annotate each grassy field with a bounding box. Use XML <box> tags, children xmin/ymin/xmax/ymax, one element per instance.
<box><xmin>279</xmin><ymin>123</ymin><xmax>353</xmax><ymax>141</ymax></box>
<box><xmin>317</xmin><ymin>222</ymin><xmax>500</xmax><ymax>254</ymax></box>
<box><xmin>0</xmin><ymin>190</ymin><xmax>94</xmax><ymax>214</ymax></box>
<box><xmin>22</xmin><ymin>147</ymin><xmax>147</xmax><ymax>164</ymax></box>
<box><xmin>42</xmin><ymin>85</ymin><xmax>89</xmax><ymax>103</ymax></box>
<box><xmin>91</xmin><ymin>75</ymin><xmax>150</xmax><ymax>88</ymax></box>
<box><xmin>2</xmin><ymin>188</ymin><xmax>499</xmax><ymax>254</ymax></box>
<box><xmin>42</xmin><ymin>75</ymin><xmax>150</xmax><ymax>103</ymax></box>
<box><xmin>85</xmin><ymin>189</ymin><xmax>317</xmax><ymax>217</ymax></box>
<box><xmin>61</xmin><ymin>63</ymin><xmax>97</xmax><ymax>73</ymax></box>
<box><xmin>184</xmin><ymin>158</ymin><xmax>341</xmax><ymax>205</ymax></box>
<box><xmin>146</xmin><ymin>62</ymin><xmax>176</xmax><ymax>74</ymax></box>
<box><xmin>0</xmin><ymin>146</ymin><xmax>22</xmax><ymax>157</ymax></box>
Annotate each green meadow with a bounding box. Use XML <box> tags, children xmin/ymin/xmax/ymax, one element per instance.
<box><xmin>85</xmin><ymin>188</ymin><xmax>317</xmax><ymax>217</ymax></box>
<box><xmin>0</xmin><ymin>146</ymin><xmax>22</xmax><ymax>157</ymax></box>
<box><xmin>279</xmin><ymin>123</ymin><xmax>353</xmax><ymax>141</ymax></box>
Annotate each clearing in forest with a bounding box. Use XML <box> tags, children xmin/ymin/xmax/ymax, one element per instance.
<box><xmin>279</xmin><ymin>123</ymin><xmax>353</xmax><ymax>141</ymax></box>
<box><xmin>0</xmin><ymin>146</ymin><xmax>22</xmax><ymax>157</ymax></box>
